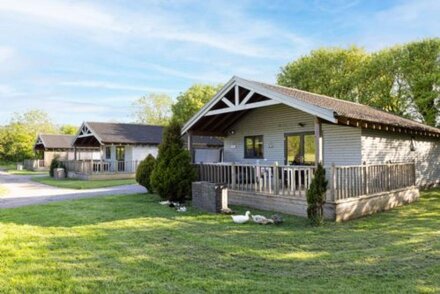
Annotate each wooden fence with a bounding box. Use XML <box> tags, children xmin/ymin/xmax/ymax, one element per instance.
<box><xmin>62</xmin><ymin>160</ymin><xmax>140</xmax><ymax>175</ymax></box>
<box><xmin>23</xmin><ymin>159</ymin><xmax>45</xmax><ymax>170</ymax></box>
<box><xmin>331</xmin><ymin>162</ymin><xmax>416</xmax><ymax>200</ymax></box>
<box><xmin>195</xmin><ymin>163</ymin><xmax>315</xmax><ymax>198</ymax></box>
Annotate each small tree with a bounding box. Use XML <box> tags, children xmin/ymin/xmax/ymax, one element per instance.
<box><xmin>136</xmin><ymin>154</ymin><xmax>156</xmax><ymax>193</ymax></box>
<box><xmin>306</xmin><ymin>164</ymin><xmax>328</xmax><ymax>225</ymax></box>
<box><xmin>150</xmin><ymin>120</ymin><xmax>196</xmax><ymax>202</ymax></box>
<box><xmin>49</xmin><ymin>156</ymin><xmax>65</xmax><ymax>178</ymax></box>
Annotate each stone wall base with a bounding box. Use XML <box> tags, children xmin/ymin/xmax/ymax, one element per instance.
<box><xmin>228</xmin><ymin>186</ymin><xmax>419</xmax><ymax>222</ymax></box>
<box><xmin>67</xmin><ymin>172</ymin><xmax>135</xmax><ymax>181</ymax></box>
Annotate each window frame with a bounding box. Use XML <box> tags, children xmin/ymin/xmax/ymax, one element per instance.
<box><xmin>284</xmin><ymin>132</ymin><xmax>316</xmax><ymax>165</ymax></box>
<box><xmin>105</xmin><ymin>146</ymin><xmax>111</xmax><ymax>160</ymax></box>
<box><xmin>244</xmin><ymin>135</ymin><xmax>264</xmax><ymax>159</ymax></box>
<box><xmin>115</xmin><ymin>146</ymin><xmax>125</xmax><ymax>161</ymax></box>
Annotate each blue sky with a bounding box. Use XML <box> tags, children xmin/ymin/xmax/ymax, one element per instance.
<box><xmin>0</xmin><ymin>0</ymin><xmax>439</xmax><ymax>125</ymax></box>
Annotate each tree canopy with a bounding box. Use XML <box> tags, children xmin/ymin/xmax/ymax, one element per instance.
<box><xmin>59</xmin><ymin>124</ymin><xmax>78</xmax><ymax>135</ymax></box>
<box><xmin>278</xmin><ymin>38</ymin><xmax>440</xmax><ymax>126</ymax></box>
<box><xmin>131</xmin><ymin>93</ymin><xmax>173</xmax><ymax>125</ymax></box>
<box><xmin>171</xmin><ymin>84</ymin><xmax>223</xmax><ymax>125</ymax></box>
<box><xmin>0</xmin><ymin>110</ymin><xmax>57</xmax><ymax>161</ymax></box>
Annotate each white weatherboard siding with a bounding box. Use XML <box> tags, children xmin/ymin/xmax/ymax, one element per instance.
<box><xmin>103</xmin><ymin>145</ymin><xmax>158</xmax><ymax>162</ymax></box>
<box><xmin>223</xmin><ymin>104</ymin><xmax>315</xmax><ymax>164</ymax></box>
<box><xmin>131</xmin><ymin>146</ymin><xmax>158</xmax><ymax>161</ymax></box>
<box><xmin>322</xmin><ymin>124</ymin><xmax>362</xmax><ymax>166</ymax></box>
<box><xmin>361</xmin><ymin>129</ymin><xmax>440</xmax><ymax>186</ymax></box>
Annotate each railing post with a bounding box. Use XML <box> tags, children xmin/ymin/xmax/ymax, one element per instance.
<box><xmin>331</xmin><ymin>163</ymin><xmax>336</xmax><ymax>201</ymax></box>
<box><xmin>273</xmin><ymin>162</ymin><xmax>279</xmax><ymax>195</ymax></box>
<box><xmin>387</xmin><ymin>163</ymin><xmax>391</xmax><ymax>191</ymax></box>
<box><xmin>364</xmin><ymin>163</ymin><xmax>369</xmax><ymax>195</ymax></box>
<box><xmin>231</xmin><ymin>162</ymin><xmax>236</xmax><ymax>190</ymax></box>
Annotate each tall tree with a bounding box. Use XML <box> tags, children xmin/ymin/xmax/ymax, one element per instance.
<box><xmin>171</xmin><ymin>84</ymin><xmax>223</xmax><ymax>125</ymax></box>
<box><xmin>400</xmin><ymin>39</ymin><xmax>440</xmax><ymax>126</ymax></box>
<box><xmin>0</xmin><ymin>110</ymin><xmax>56</xmax><ymax>161</ymax></box>
<box><xmin>150</xmin><ymin>120</ymin><xmax>196</xmax><ymax>202</ymax></box>
<box><xmin>277</xmin><ymin>39</ymin><xmax>440</xmax><ymax>126</ymax></box>
<box><xmin>278</xmin><ymin>46</ymin><xmax>368</xmax><ymax>102</ymax></box>
<box><xmin>132</xmin><ymin>93</ymin><xmax>173</xmax><ymax>125</ymax></box>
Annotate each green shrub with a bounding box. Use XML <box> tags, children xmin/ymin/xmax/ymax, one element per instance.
<box><xmin>306</xmin><ymin>163</ymin><xmax>328</xmax><ymax>226</ymax></box>
<box><xmin>150</xmin><ymin>121</ymin><xmax>196</xmax><ymax>202</ymax></box>
<box><xmin>49</xmin><ymin>156</ymin><xmax>65</xmax><ymax>178</ymax></box>
<box><xmin>136</xmin><ymin>154</ymin><xmax>156</xmax><ymax>193</ymax></box>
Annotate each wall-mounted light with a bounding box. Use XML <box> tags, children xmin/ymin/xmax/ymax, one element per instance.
<box><xmin>298</xmin><ymin>122</ymin><xmax>306</xmax><ymax>127</ymax></box>
<box><xmin>410</xmin><ymin>136</ymin><xmax>416</xmax><ymax>152</ymax></box>
<box><xmin>228</xmin><ymin>130</ymin><xmax>236</xmax><ymax>135</ymax></box>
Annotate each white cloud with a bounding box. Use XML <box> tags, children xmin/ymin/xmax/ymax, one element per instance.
<box><xmin>0</xmin><ymin>0</ymin><xmax>127</xmax><ymax>32</ymax></box>
<box><xmin>355</xmin><ymin>0</ymin><xmax>440</xmax><ymax>50</ymax></box>
<box><xmin>0</xmin><ymin>46</ymin><xmax>14</xmax><ymax>62</ymax></box>
<box><xmin>59</xmin><ymin>80</ymin><xmax>177</xmax><ymax>93</ymax></box>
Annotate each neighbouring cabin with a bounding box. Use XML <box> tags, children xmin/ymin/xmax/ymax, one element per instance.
<box><xmin>30</xmin><ymin>134</ymin><xmax>99</xmax><ymax>171</ymax></box>
<box><xmin>183</xmin><ymin>76</ymin><xmax>440</xmax><ymax>221</ymax></box>
<box><xmin>64</xmin><ymin>122</ymin><xmax>223</xmax><ymax>180</ymax></box>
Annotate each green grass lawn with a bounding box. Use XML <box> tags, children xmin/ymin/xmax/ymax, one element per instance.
<box><xmin>0</xmin><ymin>160</ymin><xmax>47</xmax><ymax>175</ymax></box>
<box><xmin>0</xmin><ymin>160</ymin><xmax>17</xmax><ymax>171</ymax></box>
<box><xmin>7</xmin><ymin>170</ymin><xmax>48</xmax><ymax>176</ymax></box>
<box><xmin>0</xmin><ymin>190</ymin><xmax>439</xmax><ymax>293</ymax></box>
<box><xmin>32</xmin><ymin>176</ymin><xmax>137</xmax><ymax>189</ymax></box>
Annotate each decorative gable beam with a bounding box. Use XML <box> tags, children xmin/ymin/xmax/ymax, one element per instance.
<box><xmin>221</xmin><ymin>97</ymin><xmax>235</xmax><ymax>108</ymax></box>
<box><xmin>240</xmin><ymin>90</ymin><xmax>255</xmax><ymax>105</ymax></box>
<box><xmin>234</xmin><ymin>85</ymin><xmax>239</xmax><ymax>105</ymax></box>
<box><xmin>205</xmin><ymin>100</ymin><xmax>280</xmax><ymax>116</ymax></box>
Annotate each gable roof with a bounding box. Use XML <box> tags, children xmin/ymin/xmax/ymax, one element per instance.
<box><xmin>35</xmin><ymin>134</ymin><xmax>75</xmax><ymax>150</ymax></box>
<box><xmin>73</xmin><ymin>122</ymin><xmax>224</xmax><ymax>147</ymax></box>
<box><xmin>82</xmin><ymin>122</ymin><xmax>164</xmax><ymax>145</ymax></box>
<box><xmin>183</xmin><ymin>76</ymin><xmax>440</xmax><ymax>137</ymax></box>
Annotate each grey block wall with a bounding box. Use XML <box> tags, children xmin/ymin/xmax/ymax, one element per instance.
<box><xmin>192</xmin><ymin>181</ymin><xmax>228</xmax><ymax>213</ymax></box>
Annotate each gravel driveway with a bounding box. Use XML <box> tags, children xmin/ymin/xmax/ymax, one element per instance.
<box><xmin>0</xmin><ymin>171</ymin><xmax>146</xmax><ymax>208</ymax></box>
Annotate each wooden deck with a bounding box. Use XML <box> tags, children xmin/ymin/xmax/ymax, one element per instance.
<box><xmin>195</xmin><ymin>162</ymin><xmax>416</xmax><ymax>202</ymax></box>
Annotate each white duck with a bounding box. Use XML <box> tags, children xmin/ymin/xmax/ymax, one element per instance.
<box><xmin>251</xmin><ymin>215</ymin><xmax>274</xmax><ymax>225</ymax></box>
<box><xmin>231</xmin><ymin>211</ymin><xmax>251</xmax><ymax>224</ymax></box>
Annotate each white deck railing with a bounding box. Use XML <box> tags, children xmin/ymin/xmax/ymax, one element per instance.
<box><xmin>195</xmin><ymin>162</ymin><xmax>416</xmax><ymax>201</ymax></box>
<box><xmin>195</xmin><ymin>162</ymin><xmax>315</xmax><ymax>198</ymax></box>
<box><xmin>62</xmin><ymin>160</ymin><xmax>140</xmax><ymax>175</ymax></box>
<box><xmin>331</xmin><ymin>162</ymin><xmax>416</xmax><ymax>201</ymax></box>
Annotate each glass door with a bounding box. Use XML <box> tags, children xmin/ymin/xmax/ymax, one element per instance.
<box><xmin>285</xmin><ymin>133</ymin><xmax>315</xmax><ymax>165</ymax></box>
<box><xmin>116</xmin><ymin>146</ymin><xmax>125</xmax><ymax>171</ymax></box>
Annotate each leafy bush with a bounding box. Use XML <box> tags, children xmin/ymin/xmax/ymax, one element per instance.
<box><xmin>150</xmin><ymin>121</ymin><xmax>196</xmax><ymax>202</ymax></box>
<box><xmin>135</xmin><ymin>154</ymin><xmax>156</xmax><ymax>193</ymax></box>
<box><xmin>306</xmin><ymin>163</ymin><xmax>328</xmax><ymax>226</ymax></box>
<box><xmin>49</xmin><ymin>156</ymin><xmax>65</xmax><ymax>178</ymax></box>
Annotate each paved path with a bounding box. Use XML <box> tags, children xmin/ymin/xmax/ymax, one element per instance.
<box><xmin>0</xmin><ymin>171</ymin><xmax>146</xmax><ymax>208</ymax></box>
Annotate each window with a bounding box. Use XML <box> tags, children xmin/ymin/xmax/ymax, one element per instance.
<box><xmin>285</xmin><ymin>133</ymin><xmax>315</xmax><ymax>165</ymax></box>
<box><xmin>116</xmin><ymin>146</ymin><xmax>125</xmax><ymax>161</ymax></box>
<box><xmin>244</xmin><ymin>136</ymin><xmax>264</xmax><ymax>158</ymax></box>
<box><xmin>105</xmin><ymin>147</ymin><xmax>111</xmax><ymax>159</ymax></box>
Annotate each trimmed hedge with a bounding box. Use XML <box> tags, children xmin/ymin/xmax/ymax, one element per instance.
<box><xmin>135</xmin><ymin>154</ymin><xmax>156</xmax><ymax>193</ymax></box>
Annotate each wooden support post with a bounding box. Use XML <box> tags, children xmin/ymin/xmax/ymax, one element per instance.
<box><xmin>314</xmin><ymin>117</ymin><xmax>323</xmax><ymax>166</ymax></box>
<box><xmin>187</xmin><ymin>132</ymin><xmax>194</xmax><ymax>163</ymax></box>
<box><xmin>273</xmin><ymin>161</ymin><xmax>279</xmax><ymax>195</ymax></box>
<box><xmin>231</xmin><ymin>162</ymin><xmax>236</xmax><ymax>190</ymax></box>
<box><xmin>331</xmin><ymin>163</ymin><xmax>336</xmax><ymax>201</ymax></box>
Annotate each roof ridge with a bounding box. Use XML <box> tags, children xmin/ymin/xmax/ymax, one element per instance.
<box><xmin>86</xmin><ymin>121</ymin><xmax>164</xmax><ymax>127</ymax></box>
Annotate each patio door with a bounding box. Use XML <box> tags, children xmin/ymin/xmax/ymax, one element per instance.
<box><xmin>285</xmin><ymin>133</ymin><xmax>315</xmax><ymax>165</ymax></box>
<box><xmin>116</xmin><ymin>146</ymin><xmax>125</xmax><ymax>171</ymax></box>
